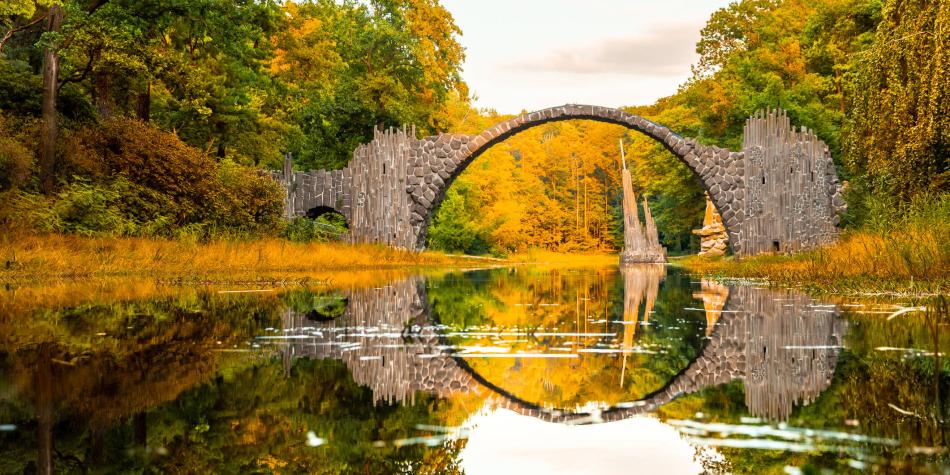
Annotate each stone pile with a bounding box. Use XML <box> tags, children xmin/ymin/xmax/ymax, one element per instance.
<box><xmin>693</xmin><ymin>193</ymin><xmax>729</xmax><ymax>256</ymax></box>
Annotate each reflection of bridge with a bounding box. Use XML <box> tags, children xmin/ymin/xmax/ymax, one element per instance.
<box><xmin>265</xmin><ymin>272</ymin><xmax>846</xmax><ymax>423</ymax></box>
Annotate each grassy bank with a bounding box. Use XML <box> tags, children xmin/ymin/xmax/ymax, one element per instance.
<box><xmin>0</xmin><ymin>232</ymin><xmax>489</xmax><ymax>283</ymax></box>
<box><xmin>674</xmin><ymin>224</ymin><xmax>949</xmax><ymax>296</ymax></box>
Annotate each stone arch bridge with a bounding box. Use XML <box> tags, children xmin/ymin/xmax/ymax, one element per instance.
<box><xmin>263</xmin><ymin>275</ymin><xmax>846</xmax><ymax>423</ymax></box>
<box><xmin>274</xmin><ymin>105</ymin><xmax>846</xmax><ymax>255</ymax></box>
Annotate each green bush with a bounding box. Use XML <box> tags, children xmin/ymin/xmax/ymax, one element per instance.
<box><xmin>3</xmin><ymin>118</ymin><xmax>286</xmax><ymax>239</ymax></box>
<box><xmin>56</xmin><ymin>119</ymin><xmax>284</xmax><ymax>239</ymax></box>
<box><xmin>427</xmin><ymin>186</ymin><xmax>492</xmax><ymax>255</ymax></box>
<box><xmin>21</xmin><ymin>180</ymin><xmax>137</xmax><ymax>236</ymax></box>
<box><xmin>216</xmin><ymin>159</ymin><xmax>284</xmax><ymax>234</ymax></box>
<box><xmin>282</xmin><ymin>215</ymin><xmax>348</xmax><ymax>243</ymax></box>
<box><xmin>0</xmin><ymin>135</ymin><xmax>32</xmax><ymax>192</ymax></box>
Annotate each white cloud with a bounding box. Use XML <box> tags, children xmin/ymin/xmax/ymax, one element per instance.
<box><xmin>442</xmin><ymin>0</ymin><xmax>734</xmax><ymax>113</ymax></box>
<box><xmin>507</xmin><ymin>23</ymin><xmax>705</xmax><ymax>76</ymax></box>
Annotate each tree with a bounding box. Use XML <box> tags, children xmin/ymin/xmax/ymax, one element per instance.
<box><xmin>275</xmin><ymin>0</ymin><xmax>468</xmax><ymax>170</ymax></box>
<box><xmin>844</xmin><ymin>0</ymin><xmax>949</xmax><ymax>201</ymax></box>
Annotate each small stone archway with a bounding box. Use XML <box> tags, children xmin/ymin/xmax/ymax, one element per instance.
<box><xmin>275</xmin><ymin>105</ymin><xmax>846</xmax><ymax>256</ymax></box>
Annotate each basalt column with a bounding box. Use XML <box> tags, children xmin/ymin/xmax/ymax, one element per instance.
<box><xmin>737</xmin><ymin>109</ymin><xmax>846</xmax><ymax>254</ymax></box>
<box><xmin>619</xmin><ymin>148</ymin><xmax>667</xmax><ymax>264</ymax></box>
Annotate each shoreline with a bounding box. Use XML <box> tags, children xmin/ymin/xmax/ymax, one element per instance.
<box><xmin>3</xmin><ymin>232</ymin><xmax>945</xmax><ymax>299</ymax></box>
<box><xmin>0</xmin><ymin>233</ymin><xmax>493</xmax><ymax>284</ymax></box>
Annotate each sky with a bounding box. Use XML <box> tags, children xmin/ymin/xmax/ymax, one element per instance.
<box><xmin>440</xmin><ymin>0</ymin><xmax>735</xmax><ymax>114</ymax></box>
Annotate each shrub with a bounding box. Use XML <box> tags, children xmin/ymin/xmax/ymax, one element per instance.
<box><xmin>282</xmin><ymin>215</ymin><xmax>348</xmax><ymax>243</ymax></box>
<box><xmin>55</xmin><ymin>118</ymin><xmax>285</xmax><ymax>238</ymax></box>
<box><xmin>0</xmin><ymin>114</ymin><xmax>36</xmax><ymax>192</ymax></box>
<box><xmin>0</xmin><ymin>135</ymin><xmax>32</xmax><ymax>192</ymax></box>
<box><xmin>73</xmin><ymin>118</ymin><xmax>223</xmax><ymax>226</ymax></box>
<box><xmin>21</xmin><ymin>180</ymin><xmax>138</xmax><ymax>236</ymax></box>
<box><xmin>216</xmin><ymin>159</ymin><xmax>284</xmax><ymax>234</ymax></box>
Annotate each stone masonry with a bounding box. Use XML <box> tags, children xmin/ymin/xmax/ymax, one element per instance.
<box><xmin>274</xmin><ymin>105</ymin><xmax>847</xmax><ymax>255</ymax></box>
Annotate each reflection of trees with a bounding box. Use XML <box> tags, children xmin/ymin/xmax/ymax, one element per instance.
<box><xmin>5</xmin><ymin>271</ymin><xmax>943</xmax><ymax>473</ymax></box>
<box><xmin>659</xmin><ymin>296</ymin><xmax>948</xmax><ymax>473</ymax></box>
<box><xmin>427</xmin><ymin>266</ymin><xmax>708</xmax><ymax>408</ymax></box>
<box><xmin>619</xmin><ymin>264</ymin><xmax>666</xmax><ymax>386</ymax></box>
<box><xmin>151</xmin><ymin>357</ymin><xmax>466</xmax><ymax>474</ymax></box>
<box><xmin>0</xmin><ymin>294</ymin><xmax>284</xmax><ymax>473</ymax></box>
<box><xmin>1</xmin><ymin>288</ymin><xmax>467</xmax><ymax>473</ymax></box>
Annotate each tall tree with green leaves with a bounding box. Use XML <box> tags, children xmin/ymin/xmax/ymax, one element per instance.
<box><xmin>273</xmin><ymin>0</ymin><xmax>467</xmax><ymax>170</ymax></box>
<box><xmin>844</xmin><ymin>0</ymin><xmax>949</xmax><ymax>201</ymax></box>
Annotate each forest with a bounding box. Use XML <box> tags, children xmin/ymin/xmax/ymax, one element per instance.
<box><xmin>0</xmin><ymin>0</ymin><xmax>947</xmax><ymax>257</ymax></box>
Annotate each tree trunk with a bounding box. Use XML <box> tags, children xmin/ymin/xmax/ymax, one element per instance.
<box><xmin>35</xmin><ymin>345</ymin><xmax>54</xmax><ymax>475</ymax></box>
<box><xmin>135</xmin><ymin>81</ymin><xmax>151</xmax><ymax>121</ymax></box>
<box><xmin>133</xmin><ymin>411</ymin><xmax>147</xmax><ymax>447</ymax></box>
<box><xmin>93</xmin><ymin>71</ymin><xmax>113</xmax><ymax>119</ymax></box>
<box><xmin>39</xmin><ymin>5</ymin><xmax>64</xmax><ymax>194</ymax></box>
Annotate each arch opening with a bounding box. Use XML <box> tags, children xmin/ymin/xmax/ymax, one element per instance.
<box><xmin>409</xmin><ymin>105</ymin><xmax>739</xmax><ymax>253</ymax></box>
<box><xmin>282</xmin><ymin>206</ymin><xmax>349</xmax><ymax>243</ymax></box>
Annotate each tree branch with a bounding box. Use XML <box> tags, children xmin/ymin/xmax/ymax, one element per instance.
<box><xmin>0</xmin><ymin>14</ymin><xmax>49</xmax><ymax>54</ymax></box>
<box><xmin>86</xmin><ymin>0</ymin><xmax>110</xmax><ymax>14</ymax></box>
<box><xmin>58</xmin><ymin>50</ymin><xmax>97</xmax><ymax>91</ymax></box>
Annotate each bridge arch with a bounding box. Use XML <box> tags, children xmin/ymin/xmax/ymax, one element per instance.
<box><xmin>406</xmin><ymin>105</ymin><xmax>745</xmax><ymax>251</ymax></box>
<box><xmin>277</xmin><ymin>104</ymin><xmax>845</xmax><ymax>255</ymax></box>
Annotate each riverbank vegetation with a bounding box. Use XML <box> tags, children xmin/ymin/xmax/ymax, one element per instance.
<box><xmin>0</xmin><ymin>231</ymin><xmax>484</xmax><ymax>282</ymax></box>
<box><xmin>676</xmin><ymin>193</ymin><xmax>950</xmax><ymax>295</ymax></box>
<box><xmin>1</xmin><ymin>0</ymin><xmax>946</xmax><ymax>286</ymax></box>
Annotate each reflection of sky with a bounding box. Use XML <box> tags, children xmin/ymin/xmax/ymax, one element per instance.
<box><xmin>460</xmin><ymin>407</ymin><xmax>707</xmax><ymax>474</ymax></box>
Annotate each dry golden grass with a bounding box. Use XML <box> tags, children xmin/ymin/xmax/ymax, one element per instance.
<box><xmin>677</xmin><ymin>224</ymin><xmax>949</xmax><ymax>295</ymax></box>
<box><xmin>0</xmin><ymin>232</ymin><xmax>492</xmax><ymax>283</ymax></box>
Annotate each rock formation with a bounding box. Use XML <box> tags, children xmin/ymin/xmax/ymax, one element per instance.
<box><xmin>619</xmin><ymin>143</ymin><xmax>667</xmax><ymax>264</ymax></box>
<box><xmin>692</xmin><ymin>193</ymin><xmax>729</xmax><ymax>256</ymax></box>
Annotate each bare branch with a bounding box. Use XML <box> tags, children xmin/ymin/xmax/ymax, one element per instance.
<box><xmin>0</xmin><ymin>14</ymin><xmax>49</xmax><ymax>54</ymax></box>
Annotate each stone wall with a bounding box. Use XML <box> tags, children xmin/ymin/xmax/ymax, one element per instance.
<box><xmin>275</xmin><ymin>105</ymin><xmax>845</xmax><ymax>255</ymax></box>
<box><xmin>739</xmin><ymin>109</ymin><xmax>846</xmax><ymax>253</ymax></box>
<box><xmin>273</xmin><ymin>127</ymin><xmax>418</xmax><ymax>249</ymax></box>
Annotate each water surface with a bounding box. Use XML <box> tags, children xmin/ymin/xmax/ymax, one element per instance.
<box><xmin>1</xmin><ymin>265</ymin><xmax>947</xmax><ymax>473</ymax></box>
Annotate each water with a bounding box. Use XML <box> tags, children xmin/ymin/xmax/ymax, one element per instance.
<box><xmin>0</xmin><ymin>265</ymin><xmax>947</xmax><ymax>473</ymax></box>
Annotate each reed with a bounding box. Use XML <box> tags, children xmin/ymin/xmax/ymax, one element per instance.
<box><xmin>676</xmin><ymin>221</ymin><xmax>949</xmax><ymax>295</ymax></box>
<box><xmin>0</xmin><ymin>231</ymin><xmax>488</xmax><ymax>283</ymax></box>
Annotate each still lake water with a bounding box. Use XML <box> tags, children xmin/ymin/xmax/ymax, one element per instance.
<box><xmin>1</xmin><ymin>265</ymin><xmax>947</xmax><ymax>474</ymax></box>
